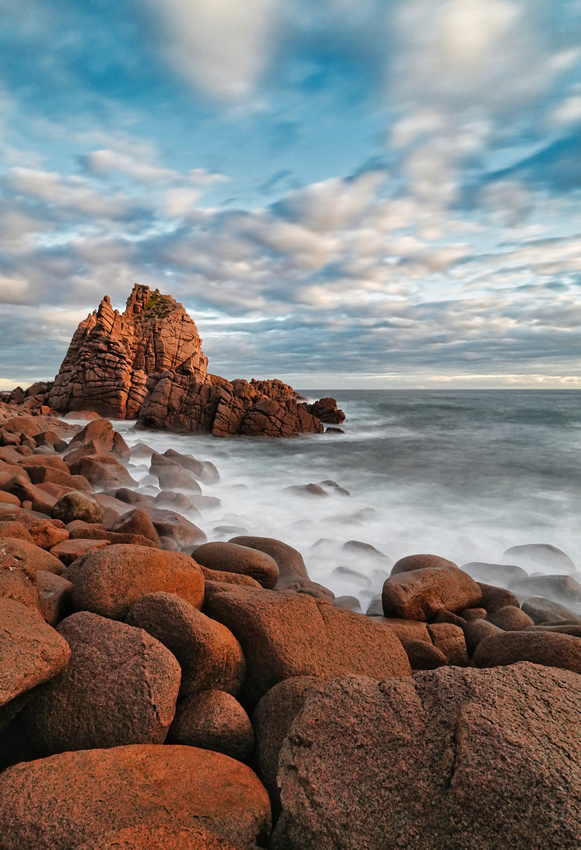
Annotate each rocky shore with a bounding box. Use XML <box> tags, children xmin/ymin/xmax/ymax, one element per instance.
<box><xmin>1</xmin><ymin>400</ymin><xmax>581</xmax><ymax>848</ymax></box>
<box><xmin>0</xmin><ymin>284</ymin><xmax>345</xmax><ymax>439</ymax></box>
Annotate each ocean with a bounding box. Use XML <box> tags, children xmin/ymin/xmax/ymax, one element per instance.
<box><xmin>113</xmin><ymin>389</ymin><xmax>581</xmax><ymax>610</ymax></box>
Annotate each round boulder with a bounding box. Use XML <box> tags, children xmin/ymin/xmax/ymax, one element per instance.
<box><xmin>51</xmin><ymin>491</ymin><xmax>103</xmax><ymax>524</ymax></box>
<box><xmin>382</xmin><ymin>567</ymin><xmax>482</xmax><ymax>622</ymax></box>
<box><xmin>391</xmin><ymin>553</ymin><xmax>458</xmax><ymax>575</ymax></box>
<box><xmin>472</xmin><ymin>629</ymin><xmax>581</xmax><ymax>675</ymax></box>
<box><xmin>66</xmin><ymin>544</ymin><xmax>204</xmax><ymax>619</ymax></box>
<box><xmin>193</xmin><ymin>541</ymin><xmax>279</xmax><ymax>589</ymax></box>
<box><xmin>488</xmin><ymin>606</ymin><xmax>535</xmax><ymax>631</ymax></box>
<box><xmin>168</xmin><ymin>689</ymin><xmax>254</xmax><ymax>761</ymax></box>
<box><xmin>125</xmin><ymin>592</ymin><xmax>245</xmax><ymax>697</ymax></box>
<box><xmin>23</xmin><ymin>611</ymin><xmax>181</xmax><ymax>754</ymax></box>
<box><xmin>0</xmin><ymin>744</ymin><xmax>271</xmax><ymax>850</ymax></box>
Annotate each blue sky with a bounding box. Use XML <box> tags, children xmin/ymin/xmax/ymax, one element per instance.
<box><xmin>1</xmin><ymin>0</ymin><xmax>581</xmax><ymax>390</ymax></box>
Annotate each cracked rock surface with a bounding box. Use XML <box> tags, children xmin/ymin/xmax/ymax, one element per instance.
<box><xmin>271</xmin><ymin>662</ymin><xmax>581</xmax><ymax>850</ymax></box>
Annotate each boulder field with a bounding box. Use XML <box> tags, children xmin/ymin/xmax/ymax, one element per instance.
<box><xmin>0</xmin><ymin>283</ymin><xmax>345</xmax><ymax>438</ymax></box>
<box><xmin>0</xmin><ymin>400</ymin><xmax>581</xmax><ymax>847</ymax></box>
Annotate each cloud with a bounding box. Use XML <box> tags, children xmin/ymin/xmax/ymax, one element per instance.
<box><xmin>143</xmin><ymin>0</ymin><xmax>280</xmax><ymax>100</ymax></box>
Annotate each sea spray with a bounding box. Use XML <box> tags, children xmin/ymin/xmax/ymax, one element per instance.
<box><xmin>109</xmin><ymin>388</ymin><xmax>581</xmax><ymax>608</ymax></box>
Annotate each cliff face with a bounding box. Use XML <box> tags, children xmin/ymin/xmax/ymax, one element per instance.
<box><xmin>43</xmin><ymin>284</ymin><xmax>344</xmax><ymax>438</ymax></box>
<box><xmin>47</xmin><ymin>285</ymin><xmax>208</xmax><ymax>419</ymax></box>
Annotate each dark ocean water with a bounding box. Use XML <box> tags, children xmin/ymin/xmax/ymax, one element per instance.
<box><xmin>114</xmin><ymin>390</ymin><xmax>581</xmax><ymax>607</ymax></box>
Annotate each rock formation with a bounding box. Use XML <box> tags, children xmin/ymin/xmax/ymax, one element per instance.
<box><xmin>47</xmin><ymin>285</ymin><xmax>208</xmax><ymax>419</ymax></box>
<box><xmin>9</xmin><ymin>283</ymin><xmax>344</xmax><ymax>438</ymax></box>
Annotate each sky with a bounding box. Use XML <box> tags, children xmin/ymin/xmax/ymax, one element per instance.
<box><xmin>1</xmin><ymin>0</ymin><xmax>581</xmax><ymax>391</ymax></box>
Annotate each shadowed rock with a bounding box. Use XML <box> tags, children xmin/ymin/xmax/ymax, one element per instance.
<box><xmin>23</xmin><ymin>611</ymin><xmax>181</xmax><ymax>754</ymax></box>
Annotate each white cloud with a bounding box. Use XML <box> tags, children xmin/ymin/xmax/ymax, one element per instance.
<box><xmin>8</xmin><ymin>168</ymin><xmax>130</xmax><ymax>219</ymax></box>
<box><xmin>0</xmin><ymin>274</ymin><xmax>29</xmax><ymax>304</ymax></box>
<box><xmin>144</xmin><ymin>0</ymin><xmax>280</xmax><ymax>100</ymax></box>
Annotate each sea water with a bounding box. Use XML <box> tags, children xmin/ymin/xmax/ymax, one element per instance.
<box><xmin>112</xmin><ymin>390</ymin><xmax>581</xmax><ymax>609</ymax></box>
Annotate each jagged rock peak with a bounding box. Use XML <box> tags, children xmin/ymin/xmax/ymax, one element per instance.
<box><xmin>47</xmin><ymin>284</ymin><xmax>208</xmax><ymax>419</ymax></box>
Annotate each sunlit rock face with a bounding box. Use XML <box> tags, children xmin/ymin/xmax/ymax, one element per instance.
<box><xmin>47</xmin><ymin>284</ymin><xmax>208</xmax><ymax>419</ymax></box>
<box><xmin>46</xmin><ymin>284</ymin><xmax>342</xmax><ymax>437</ymax></box>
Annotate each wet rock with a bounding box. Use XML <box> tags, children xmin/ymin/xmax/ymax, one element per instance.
<box><xmin>155</xmin><ymin>490</ymin><xmax>195</xmax><ymax>512</ymax></box>
<box><xmin>204</xmin><ymin>586</ymin><xmax>411</xmax><ymax>705</ymax></box>
<box><xmin>522</xmin><ymin>596</ymin><xmax>581</xmax><ymax>625</ymax></box>
<box><xmin>488</xmin><ymin>605</ymin><xmax>535</xmax><ymax>631</ymax></box>
<box><xmin>333</xmin><ymin>595</ymin><xmax>363</xmax><ymax>613</ymax></box>
<box><xmin>168</xmin><ymin>689</ymin><xmax>253</xmax><ymax>761</ymax></box>
<box><xmin>271</xmin><ymin>664</ymin><xmax>581</xmax><ymax>850</ymax></box>
<box><xmin>473</xmin><ymin>629</ymin><xmax>581</xmax><ymax>674</ymax></box>
<box><xmin>274</xmin><ymin>576</ymin><xmax>335</xmax><ymax>600</ymax></box>
<box><xmin>66</xmin><ymin>544</ymin><xmax>204</xmax><ymax>619</ymax></box>
<box><xmin>146</xmin><ymin>508</ymin><xmax>206</xmax><ymax>549</ymax></box>
<box><xmin>382</xmin><ymin>567</ymin><xmax>482</xmax><ymax>621</ymax></box>
<box><xmin>193</xmin><ymin>541</ymin><xmax>279</xmax><ymax>589</ymax></box>
<box><xmin>461</xmin><ymin>561</ymin><xmax>528</xmax><ymax>585</ymax></box>
<box><xmin>51</xmin><ymin>490</ymin><xmax>104</xmax><ymax>524</ymax></box>
<box><xmin>342</xmin><ymin>539</ymin><xmax>392</xmax><ymax>566</ymax></box>
<box><xmin>229</xmin><ymin>535</ymin><xmax>309</xmax><ymax>581</ymax></box>
<box><xmin>0</xmin><ymin>744</ymin><xmax>271</xmax><ymax>849</ymax></box>
<box><xmin>509</xmin><ymin>574</ymin><xmax>581</xmax><ymax>606</ymax></box>
<box><xmin>391</xmin><ymin>553</ymin><xmax>459</xmax><ymax>575</ymax></box>
<box><xmin>502</xmin><ymin>543</ymin><xmax>576</xmax><ymax>574</ymax></box>
<box><xmin>0</xmin><ymin>598</ymin><xmax>71</xmax><ymax>709</ymax></box>
<box><xmin>285</xmin><ymin>483</ymin><xmax>329</xmax><ymax>497</ymax></box>
<box><xmin>154</xmin><ymin>463</ymin><xmax>203</xmax><ymax>493</ymax></box>
<box><xmin>23</xmin><ymin>611</ymin><xmax>181</xmax><ymax>754</ymax></box>
<box><xmin>66</xmin><ymin>454</ymin><xmax>135</xmax><ymax>489</ymax></box>
<box><xmin>305</xmin><ymin>397</ymin><xmax>345</xmax><ymax>424</ymax></box>
<box><xmin>331</xmin><ymin>565</ymin><xmax>372</xmax><ymax>588</ymax></box>
<box><xmin>126</xmin><ymin>592</ymin><xmax>245</xmax><ymax>697</ymax></box>
<box><xmin>477</xmin><ymin>582</ymin><xmax>520</xmax><ymax>614</ymax></box>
